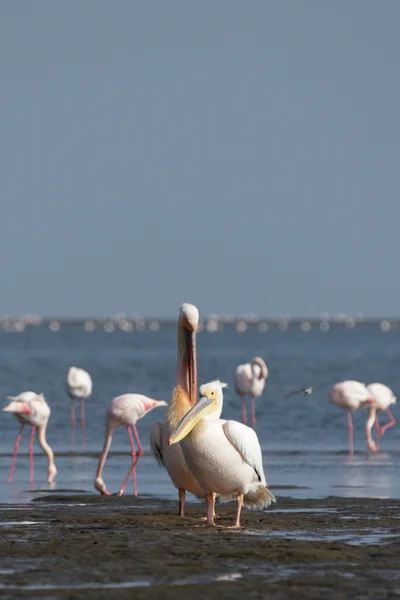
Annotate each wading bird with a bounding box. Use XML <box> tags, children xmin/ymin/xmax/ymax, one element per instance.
<box><xmin>328</xmin><ymin>381</ymin><xmax>375</xmax><ymax>455</ymax></box>
<box><xmin>150</xmin><ymin>303</ymin><xmax>208</xmax><ymax>517</ymax></box>
<box><xmin>234</xmin><ymin>357</ymin><xmax>268</xmax><ymax>429</ymax></box>
<box><xmin>95</xmin><ymin>394</ymin><xmax>167</xmax><ymax>496</ymax></box>
<box><xmin>169</xmin><ymin>380</ymin><xmax>276</xmax><ymax>528</ymax></box>
<box><xmin>66</xmin><ymin>366</ymin><xmax>93</xmax><ymax>430</ymax></box>
<box><xmin>4</xmin><ymin>392</ymin><xmax>57</xmax><ymax>485</ymax></box>
<box><xmin>285</xmin><ymin>381</ymin><xmax>335</xmax><ymax>399</ymax></box>
<box><xmin>365</xmin><ymin>383</ymin><xmax>396</xmax><ymax>452</ymax></box>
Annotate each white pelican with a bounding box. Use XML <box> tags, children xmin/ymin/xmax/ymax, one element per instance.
<box><xmin>169</xmin><ymin>380</ymin><xmax>276</xmax><ymax>527</ymax></box>
<box><xmin>150</xmin><ymin>303</ymin><xmax>206</xmax><ymax>516</ymax></box>
<box><xmin>328</xmin><ymin>380</ymin><xmax>375</xmax><ymax>455</ymax></box>
<box><xmin>4</xmin><ymin>392</ymin><xmax>57</xmax><ymax>484</ymax></box>
<box><xmin>234</xmin><ymin>357</ymin><xmax>268</xmax><ymax>429</ymax></box>
<box><xmin>66</xmin><ymin>366</ymin><xmax>93</xmax><ymax>428</ymax></box>
<box><xmin>95</xmin><ymin>394</ymin><xmax>167</xmax><ymax>496</ymax></box>
<box><xmin>365</xmin><ymin>383</ymin><xmax>396</xmax><ymax>452</ymax></box>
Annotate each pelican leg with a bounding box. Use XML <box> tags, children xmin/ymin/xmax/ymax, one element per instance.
<box><xmin>226</xmin><ymin>492</ymin><xmax>244</xmax><ymax>528</ymax></box>
<box><xmin>200</xmin><ymin>492</ymin><xmax>218</xmax><ymax>521</ymax></box>
<box><xmin>8</xmin><ymin>425</ymin><xmax>24</xmax><ymax>483</ymax></box>
<box><xmin>178</xmin><ymin>488</ymin><xmax>186</xmax><ymax>517</ymax></box>
<box><xmin>118</xmin><ymin>426</ymin><xmax>138</xmax><ymax>496</ymax></box>
<box><xmin>29</xmin><ymin>426</ymin><xmax>36</xmax><ymax>485</ymax></box>
<box><xmin>251</xmin><ymin>396</ymin><xmax>256</xmax><ymax>430</ymax></box>
<box><xmin>347</xmin><ymin>410</ymin><xmax>354</xmax><ymax>456</ymax></box>
<box><xmin>380</xmin><ymin>409</ymin><xmax>396</xmax><ymax>436</ymax></box>
<box><xmin>205</xmin><ymin>492</ymin><xmax>216</xmax><ymax>526</ymax></box>
<box><xmin>374</xmin><ymin>415</ymin><xmax>380</xmax><ymax>451</ymax></box>
<box><xmin>241</xmin><ymin>396</ymin><xmax>247</xmax><ymax>425</ymax></box>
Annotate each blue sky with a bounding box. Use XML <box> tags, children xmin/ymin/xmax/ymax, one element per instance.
<box><xmin>0</xmin><ymin>2</ymin><xmax>398</xmax><ymax>317</ymax></box>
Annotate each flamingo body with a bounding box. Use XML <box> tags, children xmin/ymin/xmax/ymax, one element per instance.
<box><xmin>234</xmin><ymin>357</ymin><xmax>268</xmax><ymax>429</ymax></box>
<box><xmin>4</xmin><ymin>392</ymin><xmax>57</xmax><ymax>484</ymax></box>
<box><xmin>66</xmin><ymin>367</ymin><xmax>92</xmax><ymax>399</ymax></box>
<box><xmin>95</xmin><ymin>394</ymin><xmax>166</xmax><ymax>496</ymax></box>
<box><xmin>367</xmin><ymin>383</ymin><xmax>396</xmax><ymax>411</ymax></box>
<box><xmin>328</xmin><ymin>380</ymin><xmax>373</xmax><ymax>455</ymax></box>
<box><xmin>66</xmin><ymin>366</ymin><xmax>92</xmax><ymax>431</ymax></box>
<box><xmin>366</xmin><ymin>383</ymin><xmax>396</xmax><ymax>449</ymax></box>
<box><xmin>328</xmin><ymin>380</ymin><xmax>372</xmax><ymax>411</ymax></box>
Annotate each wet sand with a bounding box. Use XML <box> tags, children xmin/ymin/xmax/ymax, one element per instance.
<box><xmin>0</xmin><ymin>494</ymin><xmax>399</xmax><ymax>599</ymax></box>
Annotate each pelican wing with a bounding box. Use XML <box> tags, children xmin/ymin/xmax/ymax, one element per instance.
<box><xmin>222</xmin><ymin>420</ymin><xmax>266</xmax><ymax>485</ymax></box>
<box><xmin>150</xmin><ymin>422</ymin><xmax>165</xmax><ymax>468</ymax></box>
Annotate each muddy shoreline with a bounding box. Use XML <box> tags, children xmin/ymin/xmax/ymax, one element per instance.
<box><xmin>0</xmin><ymin>494</ymin><xmax>399</xmax><ymax>599</ymax></box>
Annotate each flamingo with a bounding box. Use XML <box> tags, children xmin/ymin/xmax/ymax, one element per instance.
<box><xmin>4</xmin><ymin>392</ymin><xmax>57</xmax><ymax>485</ymax></box>
<box><xmin>66</xmin><ymin>366</ymin><xmax>92</xmax><ymax>430</ymax></box>
<box><xmin>328</xmin><ymin>380</ymin><xmax>375</xmax><ymax>455</ymax></box>
<box><xmin>234</xmin><ymin>357</ymin><xmax>268</xmax><ymax>429</ymax></box>
<box><xmin>150</xmin><ymin>303</ymin><xmax>207</xmax><ymax>517</ymax></box>
<box><xmin>365</xmin><ymin>383</ymin><xmax>396</xmax><ymax>453</ymax></box>
<box><xmin>94</xmin><ymin>394</ymin><xmax>167</xmax><ymax>496</ymax></box>
<box><xmin>168</xmin><ymin>380</ymin><xmax>276</xmax><ymax>527</ymax></box>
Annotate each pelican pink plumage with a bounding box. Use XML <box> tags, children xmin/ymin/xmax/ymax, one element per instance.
<box><xmin>365</xmin><ymin>383</ymin><xmax>396</xmax><ymax>452</ymax></box>
<box><xmin>4</xmin><ymin>392</ymin><xmax>57</xmax><ymax>485</ymax></box>
<box><xmin>328</xmin><ymin>380</ymin><xmax>374</xmax><ymax>455</ymax></box>
<box><xmin>234</xmin><ymin>357</ymin><xmax>268</xmax><ymax>429</ymax></box>
<box><xmin>95</xmin><ymin>394</ymin><xmax>167</xmax><ymax>496</ymax></box>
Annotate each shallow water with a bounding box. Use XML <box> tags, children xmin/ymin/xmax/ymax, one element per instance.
<box><xmin>0</xmin><ymin>322</ymin><xmax>399</xmax><ymax>503</ymax></box>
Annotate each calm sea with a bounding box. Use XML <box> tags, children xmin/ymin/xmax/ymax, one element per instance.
<box><xmin>0</xmin><ymin>322</ymin><xmax>399</xmax><ymax>503</ymax></box>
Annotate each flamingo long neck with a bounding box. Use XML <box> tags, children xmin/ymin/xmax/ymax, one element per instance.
<box><xmin>167</xmin><ymin>326</ymin><xmax>197</xmax><ymax>429</ymax></box>
<box><xmin>37</xmin><ymin>424</ymin><xmax>56</xmax><ymax>472</ymax></box>
<box><xmin>366</xmin><ymin>407</ymin><xmax>377</xmax><ymax>445</ymax></box>
<box><xmin>95</xmin><ymin>429</ymin><xmax>114</xmax><ymax>481</ymax></box>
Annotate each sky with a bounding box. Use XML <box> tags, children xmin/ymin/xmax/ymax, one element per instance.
<box><xmin>0</xmin><ymin>1</ymin><xmax>399</xmax><ymax>318</ymax></box>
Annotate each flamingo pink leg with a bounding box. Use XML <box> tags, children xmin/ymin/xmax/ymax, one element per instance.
<box><xmin>251</xmin><ymin>396</ymin><xmax>256</xmax><ymax>430</ymax></box>
<box><xmin>70</xmin><ymin>425</ymin><xmax>75</xmax><ymax>451</ymax></box>
<box><xmin>374</xmin><ymin>415</ymin><xmax>380</xmax><ymax>451</ymax></box>
<box><xmin>118</xmin><ymin>426</ymin><xmax>138</xmax><ymax>496</ymax></box>
<box><xmin>380</xmin><ymin>409</ymin><xmax>396</xmax><ymax>436</ymax></box>
<box><xmin>80</xmin><ymin>399</ymin><xmax>86</xmax><ymax>428</ymax></box>
<box><xmin>29</xmin><ymin>426</ymin><xmax>36</xmax><ymax>485</ymax></box>
<box><xmin>8</xmin><ymin>425</ymin><xmax>24</xmax><ymax>483</ymax></box>
<box><xmin>241</xmin><ymin>396</ymin><xmax>247</xmax><ymax>425</ymax></box>
<box><xmin>71</xmin><ymin>402</ymin><xmax>76</xmax><ymax>428</ymax></box>
<box><xmin>132</xmin><ymin>425</ymin><xmax>144</xmax><ymax>456</ymax></box>
<box><xmin>347</xmin><ymin>410</ymin><xmax>354</xmax><ymax>456</ymax></box>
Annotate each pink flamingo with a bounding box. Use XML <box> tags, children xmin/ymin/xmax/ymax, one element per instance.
<box><xmin>95</xmin><ymin>394</ymin><xmax>167</xmax><ymax>496</ymax></box>
<box><xmin>328</xmin><ymin>380</ymin><xmax>375</xmax><ymax>455</ymax></box>
<box><xmin>3</xmin><ymin>392</ymin><xmax>57</xmax><ymax>485</ymax></box>
<box><xmin>234</xmin><ymin>357</ymin><xmax>268</xmax><ymax>429</ymax></box>
<box><xmin>365</xmin><ymin>383</ymin><xmax>396</xmax><ymax>452</ymax></box>
<box><xmin>66</xmin><ymin>366</ymin><xmax>92</xmax><ymax>429</ymax></box>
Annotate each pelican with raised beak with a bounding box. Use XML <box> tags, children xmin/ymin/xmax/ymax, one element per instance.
<box><xmin>150</xmin><ymin>303</ymin><xmax>205</xmax><ymax>516</ymax></box>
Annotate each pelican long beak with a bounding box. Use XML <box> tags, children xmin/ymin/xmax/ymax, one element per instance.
<box><xmin>185</xmin><ymin>328</ymin><xmax>198</xmax><ymax>406</ymax></box>
<box><xmin>169</xmin><ymin>396</ymin><xmax>214</xmax><ymax>445</ymax></box>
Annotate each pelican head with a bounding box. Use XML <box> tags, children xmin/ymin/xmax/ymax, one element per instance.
<box><xmin>178</xmin><ymin>303</ymin><xmax>199</xmax><ymax>406</ymax></box>
<box><xmin>169</xmin><ymin>380</ymin><xmax>227</xmax><ymax>445</ymax></box>
<box><xmin>179</xmin><ymin>303</ymin><xmax>199</xmax><ymax>332</ymax></box>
